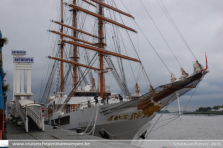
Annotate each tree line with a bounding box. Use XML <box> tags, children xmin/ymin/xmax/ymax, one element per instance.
<box><xmin>196</xmin><ymin>105</ymin><xmax>223</xmax><ymax>112</ymax></box>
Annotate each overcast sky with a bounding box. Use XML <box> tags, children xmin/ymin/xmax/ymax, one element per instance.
<box><xmin>0</xmin><ymin>0</ymin><xmax>222</xmax><ymax>110</ymax></box>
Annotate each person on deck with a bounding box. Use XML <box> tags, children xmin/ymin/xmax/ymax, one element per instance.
<box><xmin>106</xmin><ymin>94</ymin><xmax>109</xmax><ymax>104</ymax></box>
<box><xmin>119</xmin><ymin>94</ymin><xmax>123</xmax><ymax>102</ymax></box>
<box><xmin>88</xmin><ymin>101</ymin><xmax>91</xmax><ymax>108</ymax></box>
<box><xmin>94</xmin><ymin>95</ymin><xmax>99</xmax><ymax>104</ymax></box>
<box><xmin>102</xmin><ymin>94</ymin><xmax>106</xmax><ymax>105</ymax></box>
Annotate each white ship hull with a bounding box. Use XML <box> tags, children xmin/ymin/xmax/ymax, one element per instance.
<box><xmin>47</xmin><ymin>68</ymin><xmax>209</xmax><ymax>141</ymax></box>
<box><xmin>49</xmin><ymin>102</ymin><xmax>157</xmax><ymax>140</ymax></box>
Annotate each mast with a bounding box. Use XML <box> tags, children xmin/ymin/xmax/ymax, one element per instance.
<box><xmin>51</xmin><ymin>20</ymin><xmax>99</xmax><ymax>38</ymax></box>
<box><xmin>60</xmin><ymin>0</ymin><xmax>64</xmax><ymax>93</ymax></box>
<box><xmin>53</xmin><ymin>1</ymin><xmax>138</xmax><ymax>112</ymax></box>
<box><xmin>73</xmin><ymin>0</ymin><xmax>77</xmax><ymax>96</ymax></box>
<box><xmin>49</xmin><ymin>1</ymin><xmax>137</xmax><ymax>103</ymax></box>
<box><xmin>98</xmin><ymin>0</ymin><xmax>104</xmax><ymax>97</ymax></box>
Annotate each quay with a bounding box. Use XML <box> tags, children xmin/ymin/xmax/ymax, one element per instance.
<box><xmin>6</xmin><ymin>121</ymin><xmax>139</xmax><ymax>148</ymax></box>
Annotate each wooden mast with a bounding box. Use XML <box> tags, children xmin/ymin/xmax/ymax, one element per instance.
<box><xmin>91</xmin><ymin>0</ymin><xmax>134</xmax><ymax>18</ymax></box>
<box><xmin>47</xmin><ymin>56</ymin><xmax>99</xmax><ymax>70</ymax></box>
<box><xmin>51</xmin><ymin>20</ymin><xmax>99</xmax><ymax>38</ymax></box>
<box><xmin>83</xmin><ymin>0</ymin><xmax>96</xmax><ymax>7</ymax></box>
<box><xmin>64</xmin><ymin>41</ymin><xmax>139</xmax><ymax>62</ymax></box>
<box><xmin>64</xmin><ymin>3</ymin><xmax>137</xmax><ymax>33</ymax></box>
<box><xmin>73</xmin><ymin>0</ymin><xmax>77</xmax><ymax>96</ymax></box>
<box><xmin>60</xmin><ymin>0</ymin><xmax>64</xmax><ymax>93</ymax></box>
<box><xmin>99</xmin><ymin>0</ymin><xmax>104</xmax><ymax>97</ymax></box>
<box><xmin>52</xmin><ymin>1</ymin><xmax>138</xmax><ymax>98</ymax></box>
<box><xmin>48</xmin><ymin>30</ymin><xmax>95</xmax><ymax>46</ymax></box>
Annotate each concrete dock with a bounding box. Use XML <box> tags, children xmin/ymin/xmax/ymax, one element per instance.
<box><xmin>6</xmin><ymin>121</ymin><xmax>140</xmax><ymax>148</ymax></box>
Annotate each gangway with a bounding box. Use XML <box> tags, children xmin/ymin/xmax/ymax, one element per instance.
<box><xmin>10</xmin><ymin>50</ymin><xmax>45</xmax><ymax>132</ymax></box>
<box><xmin>13</xmin><ymin>99</ymin><xmax>44</xmax><ymax>132</ymax></box>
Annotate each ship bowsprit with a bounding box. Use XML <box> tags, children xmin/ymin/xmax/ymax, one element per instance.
<box><xmin>100</xmin><ymin>66</ymin><xmax>209</xmax><ymax>115</ymax></box>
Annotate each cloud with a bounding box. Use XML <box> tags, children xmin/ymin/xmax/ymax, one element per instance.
<box><xmin>1</xmin><ymin>0</ymin><xmax>222</xmax><ymax>109</ymax></box>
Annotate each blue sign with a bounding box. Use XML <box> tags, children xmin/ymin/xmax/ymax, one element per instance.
<box><xmin>13</xmin><ymin>57</ymin><xmax>34</xmax><ymax>63</ymax></box>
<box><xmin>11</xmin><ymin>50</ymin><xmax>26</xmax><ymax>55</ymax></box>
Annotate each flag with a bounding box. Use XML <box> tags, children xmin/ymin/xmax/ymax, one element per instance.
<box><xmin>205</xmin><ymin>52</ymin><xmax>208</xmax><ymax>69</ymax></box>
<box><xmin>202</xmin><ymin>53</ymin><xmax>208</xmax><ymax>73</ymax></box>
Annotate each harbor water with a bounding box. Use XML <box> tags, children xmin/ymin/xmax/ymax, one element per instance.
<box><xmin>141</xmin><ymin>114</ymin><xmax>223</xmax><ymax>147</ymax></box>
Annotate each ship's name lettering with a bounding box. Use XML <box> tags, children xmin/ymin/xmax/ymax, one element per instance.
<box><xmin>107</xmin><ymin>111</ymin><xmax>147</xmax><ymax>121</ymax></box>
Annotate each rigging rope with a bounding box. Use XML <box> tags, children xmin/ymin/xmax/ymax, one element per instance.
<box><xmin>40</xmin><ymin>27</ymin><xmax>61</xmax><ymax>102</ymax></box>
<box><xmin>64</xmin><ymin>1</ymin><xmax>94</xmax><ymax>92</ymax></box>
<box><xmin>182</xmin><ymin>82</ymin><xmax>201</xmax><ymax>112</ymax></box>
<box><xmin>59</xmin><ymin>53</ymin><xmax>98</xmax><ymax>111</ymax></box>
<box><xmin>78</xmin><ymin>66</ymin><xmax>89</xmax><ymax>85</ymax></box>
<box><xmin>139</xmin><ymin>0</ymin><xmax>184</xmax><ymax>69</ymax></box>
<box><xmin>133</xmin><ymin>20</ymin><xmax>173</xmax><ymax>75</ymax></box>
<box><xmin>41</xmin><ymin>1</ymin><xmax>95</xmax><ymax>103</ymax></box>
<box><xmin>114</xmin><ymin>0</ymin><xmax>176</xmax><ymax>94</ymax></box>
<box><xmin>109</xmin><ymin>6</ymin><xmax>128</xmax><ymax>91</ymax></box>
<box><xmin>113</xmin><ymin>0</ymin><xmax>154</xmax><ymax>88</ymax></box>
<box><xmin>158</xmin><ymin>0</ymin><xmax>198</xmax><ymax>61</ymax></box>
<box><xmin>139</xmin><ymin>81</ymin><xmax>201</xmax><ymax>147</ymax></box>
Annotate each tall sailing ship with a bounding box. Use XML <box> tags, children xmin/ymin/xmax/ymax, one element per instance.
<box><xmin>40</xmin><ymin>0</ymin><xmax>209</xmax><ymax>141</ymax></box>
